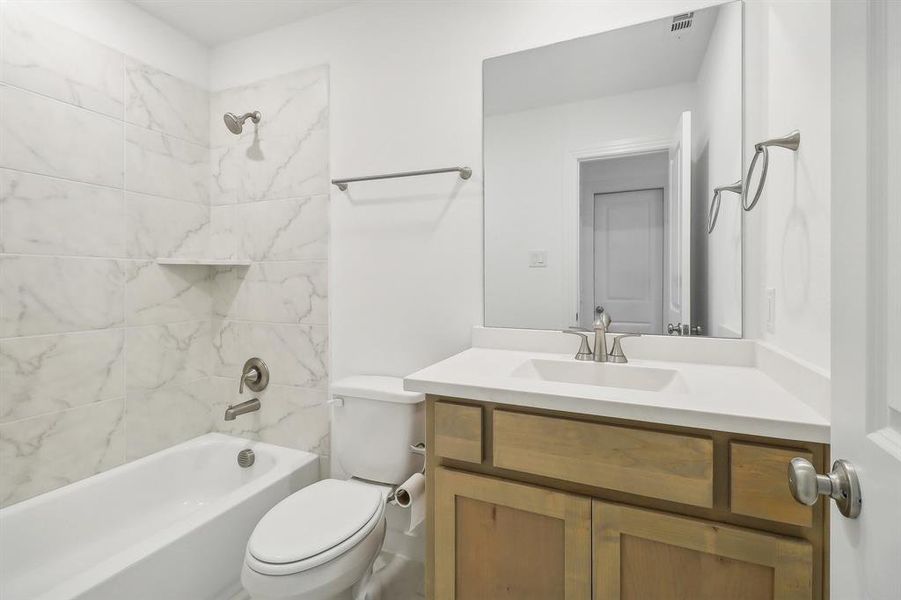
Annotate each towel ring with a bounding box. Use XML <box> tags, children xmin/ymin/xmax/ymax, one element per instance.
<box><xmin>707</xmin><ymin>180</ymin><xmax>743</xmax><ymax>234</ymax></box>
<box><xmin>742</xmin><ymin>130</ymin><xmax>800</xmax><ymax>211</ymax></box>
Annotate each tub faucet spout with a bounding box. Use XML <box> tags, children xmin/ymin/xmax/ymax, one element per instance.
<box><xmin>224</xmin><ymin>397</ymin><xmax>260</xmax><ymax>421</ymax></box>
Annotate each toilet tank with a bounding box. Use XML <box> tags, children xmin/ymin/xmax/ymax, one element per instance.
<box><xmin>331</xmin><ymin>376</ymin><xmax>425</xmax><ymax>485</ymax></box>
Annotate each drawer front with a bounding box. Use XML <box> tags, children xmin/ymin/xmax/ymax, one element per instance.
<box><xmin>730</xmin><ymin>442</ymin><xmax>814</xmax><ymax>527</ymax></box>
<box><xmin>493</xmin><ymin>410</ymin><xmax>714</xmax><ymax>507</ymax></box>
<box><xmin>434</xmin><ymin>401</ymin><xmax>483</xmax><ymax>463</ymax></box>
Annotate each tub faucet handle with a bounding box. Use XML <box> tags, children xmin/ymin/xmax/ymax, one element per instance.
<box><xmin>239</xmin><ymin>358</ymin><xmax>269</xmax><ymax>394</ymax></box>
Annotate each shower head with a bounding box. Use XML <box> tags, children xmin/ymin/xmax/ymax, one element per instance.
<box><xmin>223</xmin><ymin>111</ymin><xmax>261</xmax><ymax>135</ymax></box>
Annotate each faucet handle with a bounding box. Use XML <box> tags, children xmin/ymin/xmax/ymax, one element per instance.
<box><xmin>609</xmin><ymin>333</ymin><xmax>641</xmax><ymax>363</ymax></box>
<box><xmin>239</xmin><ymin>357</ymin><xmax>269</xmax><ymax>394</ymax></box>
<box><xmin>562</xmin><ymin>329</ymin><xmax>594</xmax><ymax>361</ymax></box>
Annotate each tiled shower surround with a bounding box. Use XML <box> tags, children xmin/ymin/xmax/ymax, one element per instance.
<box><xmin>0</xmin><ymin>6</ymin><xmax>330</xmax><ymax>506</ymax></box>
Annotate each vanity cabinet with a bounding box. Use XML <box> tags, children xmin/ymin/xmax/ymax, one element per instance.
<box><xmin>426</xmin><ymin>398</ymin><xmax>828</xmax><ymax>600</ymax></box>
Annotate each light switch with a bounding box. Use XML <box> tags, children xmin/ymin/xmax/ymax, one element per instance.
<box><xmin>529</xmin><ymin>250</ymin><xmax>548</xmax><ymax>268</ymax></box>
<box><xmin>766</xmin><ymin>287</ymin><xmax>776</xmax><ymax>333</ymax></box>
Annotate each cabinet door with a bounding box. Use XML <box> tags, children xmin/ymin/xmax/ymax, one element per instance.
<box><xmin>434</xmin><ymin>467</ymin><xmax>591</xmax><ymax>600</ymax></box>
<box><xmin>593</xmin><ymin>501</ymin><xmax>813</xmax><ymax>600</ymax></box>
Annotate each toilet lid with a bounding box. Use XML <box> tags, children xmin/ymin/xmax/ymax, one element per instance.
<box><xmin>248</xmin><ymin>479</ymin><xmax>382</xmax><ymax>565</ymax></box>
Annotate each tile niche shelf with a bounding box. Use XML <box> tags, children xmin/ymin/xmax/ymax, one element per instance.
<box><xmin>155</xmin><ymin>258</ymin><xmax>253</xmax><ymax>267</ymax></box>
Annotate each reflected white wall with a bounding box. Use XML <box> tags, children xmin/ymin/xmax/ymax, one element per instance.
<box><xmin>483</xmin><ymin>83</ymin><xmax>695</xmax><ymax>330</ymax></box>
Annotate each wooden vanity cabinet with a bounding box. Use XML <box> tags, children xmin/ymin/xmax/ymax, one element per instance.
<box><xmin>426</xmin><ymin>397</ymin><xmax>829</xmax><ymax>600</ymax></box>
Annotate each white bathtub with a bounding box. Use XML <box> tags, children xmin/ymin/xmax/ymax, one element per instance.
<box><xmin>0</xmin><ymin>433</ymin><xmax>319</xmax><ymax>600</ymax></box>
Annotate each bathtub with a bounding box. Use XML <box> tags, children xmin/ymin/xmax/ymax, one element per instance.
<box><xmin>0</xmin><ymin>433</ymin><xmax>319</xmax><ymax>600</ymax></box>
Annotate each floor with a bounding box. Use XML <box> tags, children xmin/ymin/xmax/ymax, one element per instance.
<box><xmin>228</xmin><ymin>551</ymin><xmax>425</xmax><ymax>600</ymax></box>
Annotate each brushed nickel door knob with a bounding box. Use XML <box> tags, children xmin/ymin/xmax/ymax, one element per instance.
<box><xmin>788</xmin><ymin>457</ymin><xmax>861</xmax><ymax>518</ymax></box>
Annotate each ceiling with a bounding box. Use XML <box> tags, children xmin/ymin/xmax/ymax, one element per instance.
<box><xmin>484</xmin><ymin>5</ymin><xmax>721</xmax><ymax>116</ymax></box>
<box><xmin>131</xmin><ymin>0</ymin><xmax>352</xmax><ymax>46</ymax></box>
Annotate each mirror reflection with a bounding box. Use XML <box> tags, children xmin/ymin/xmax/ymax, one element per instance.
<box><xmin>484</xmin><ymin>2</ymin><xmax>743</xmax><ymax>337</ymax></box>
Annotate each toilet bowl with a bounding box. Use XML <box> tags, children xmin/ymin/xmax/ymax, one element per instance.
<box><xmin>241</xmin><ymin>479</ymin><xmax>388</xmax><ymax>600</ymax></box>
<box><xmin>241</xmin><ymin>376</ymin><xmax>425</xmax><ymax>600</ymax></box>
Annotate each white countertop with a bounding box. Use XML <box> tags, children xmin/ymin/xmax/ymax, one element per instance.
<box><xmin>404</xmin><ymin>332</ymin><xmax>830</xmax><ymax>443</ymax></box>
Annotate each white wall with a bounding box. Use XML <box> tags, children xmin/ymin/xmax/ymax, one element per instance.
<box><xmin>484</xmin><ymin>83</ymin><xmax>695</xmax><ymax>330</ymax></box>
<box><xmin>209</xmin><ymin>0</ymin><xmax>726</xmax><ymax>382</ymax></box>
<box><xmin>743</xmin><ymin>0</ymin><xmax>831</xmax><ymax>371</ymax></box>
<box><xmin>209</xmin><ymin>0</ymin><xmax>831</xmax><ymax>372</ymax></box>
<box><xmin>8</xmin><ymin>0</ymin><xmax>209</xmax><ymax>89</ymax></box>
<box><xmin>692</xmin><ymin>1</ymin><xmax>743</xmax><ymax>338</ymax></box>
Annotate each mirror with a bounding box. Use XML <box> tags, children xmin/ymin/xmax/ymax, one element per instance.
<box><xmin>483</xmin><ymin>2</ymin><xmax>743</xmax><ymax>337</ymax></box>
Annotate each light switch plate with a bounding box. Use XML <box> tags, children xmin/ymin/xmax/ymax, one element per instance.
<box><xmin>529</xmin><ymin>250</ymin><xmax>548</xmax><ymax>268</ymax></box>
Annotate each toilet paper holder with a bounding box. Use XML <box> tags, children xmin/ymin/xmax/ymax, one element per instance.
<box><xmin>410</xmin><ymin>442</ymin><xmax>426</xmax><ymax>474</ymax></box>
<box><xmin>387</xmin><ymin>443</ymin><xmax>426</xmax><ymax>505</ymax></box>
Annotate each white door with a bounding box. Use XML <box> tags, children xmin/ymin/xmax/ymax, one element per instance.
<box><xmin>830</xmin><ymin>1</ymin><xmax>901</xmax><ymax>597</ymax></box>
<box><xmin>666</xmin><ymin>111</ymin><xmax>692</xmax><ymax>332</ymax></box>
<box><xmin>593</xmin><ymin>189</ymin><xmax>663</xmax><ymax>334</ymax></box>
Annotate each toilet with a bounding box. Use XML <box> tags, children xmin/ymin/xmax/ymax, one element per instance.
<box><xmin>241</xmin><ymin>376</ymin><xmax>425</xmax><ymax>600</ymax></box>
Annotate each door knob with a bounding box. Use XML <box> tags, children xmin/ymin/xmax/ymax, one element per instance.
<box><xmin>787</xmin><ymin>457</ymin><xmax>861</xmax><ymax>518</ymax></box>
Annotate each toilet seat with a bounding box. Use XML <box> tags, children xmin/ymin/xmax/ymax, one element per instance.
<box><xmin>245</xmin><ymin>479</ymin><xmax>386</xmax><ymax>577</ymax></box>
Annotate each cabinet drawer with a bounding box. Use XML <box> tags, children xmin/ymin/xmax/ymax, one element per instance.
<box><xmin>730</xmin><ymin>442</ymin><xmax>814</xmax><ymax>527</ymax></box>
<box><xmin>493</xmin><ymin>410</ymin><xmax>714</xmax><ymax>507</ymax></box>
<box><xmin>434</xmin><ymin>401</ymin><xmax>483</xmax><ymax>463</ymax></box>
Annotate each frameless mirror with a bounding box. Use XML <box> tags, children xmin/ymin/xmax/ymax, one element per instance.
<box><xmin>483</xmin><ymin>2</ymin><xmax>743</xmax><ymax>337</ymax></box>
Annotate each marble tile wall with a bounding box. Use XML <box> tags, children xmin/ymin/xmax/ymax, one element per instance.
<box><xmin>209</xmin><ymin>67</ymin><xmax>331</xmax><ymax>476</ymax></box>
<box><xmin>0</xmin><ymin>5</ymin><xmax>213</xmax><ymax>506</ymax></box>
<box><xmin>0</xmin><ymin>6</ymin><xmax>331</xmax><ymax>506</ymax></box>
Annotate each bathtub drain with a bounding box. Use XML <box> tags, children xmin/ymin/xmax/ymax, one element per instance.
<box><xmin>237</xmin><ymin>449</ymin><xmax>255</xmax><ymax>468</ymax></box>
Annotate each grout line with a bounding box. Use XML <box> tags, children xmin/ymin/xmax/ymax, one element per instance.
<box><xmin>0</xmin><ymin>396</ymin><xmax>126</xmax><ymax>428</ymax></box>
<box><xmin>0</xmin><ymin>167</ymin><xmax>211</xmax><ymax>206</ymax></box>
<box><xmin>0</xmin><ymin>166</ymin><xmax>123</xmax><ymax>194</ymax></box>
<box><xmin>0</xmin><ymin>81</ymin><xmax>210</xmax><ymax>147</ymax></box>
<box><xmin>1</xmin><ymin>252</ymin><xmax>150</xmax><ymax>262</ymax></box>
<box><xmin>3</xmin><ymin>251</ymin><xmax>126</xmax><ymax>261</ymax></box>
<box><xmin>208</xmin><ymin>375</ymin><xmax>329</xmax><ymax>394</ymax></box>
<box><xmin>211</xmin><ymin>318</ymin><xmax>330</xmax><ymax>328</ymax></box>
<box><xmin>0</xmin><ymin>81</ymin><xmax>124</xmax><ymax>122</ymax></box>
<box><xmin>0</xmin><ymin>319</ymin><xmax>214</xmax><ymax>342</ymax></box>
<box><xmin>122</xmin><ymin>56</ymin><xmax>131</xmax><ymax>462</ymax></box>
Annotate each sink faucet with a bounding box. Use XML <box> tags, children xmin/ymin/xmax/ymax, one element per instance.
<box><xmin>592</xmin><ymin>306</ymin><xmax>611</xmax><ymax>363</ymax></box>
<box><xmin>224</xmin><ymin>397</ymin><xmax>260</xmax><ymax>421</ymax></box>
<box><xmin>563</xmin><ymin>307</ymin><xmax>641</xmax><ymax>363</ymax></box>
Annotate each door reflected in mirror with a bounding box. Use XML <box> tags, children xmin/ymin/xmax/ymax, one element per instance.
<box><xmin>483</xmin><ymin>2</ymin><xmax>743</xmax><ymax>337</ymax></box>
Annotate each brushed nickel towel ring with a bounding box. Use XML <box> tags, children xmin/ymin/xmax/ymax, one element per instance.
<box><xmin>707</xmin><ymin>179</ymin><xmax>743</xmax><ymax>234</ymax></box>
<box><xmin>742</xmin><ymin>130</ymin><xmax>800</xmax><ymax>212</ymax></box>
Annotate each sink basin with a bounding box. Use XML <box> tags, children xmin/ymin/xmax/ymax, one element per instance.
<box><xmin>511</xmin><ymin>358</ymin><xmax>688</xmax><ymax>393</ymax></box>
